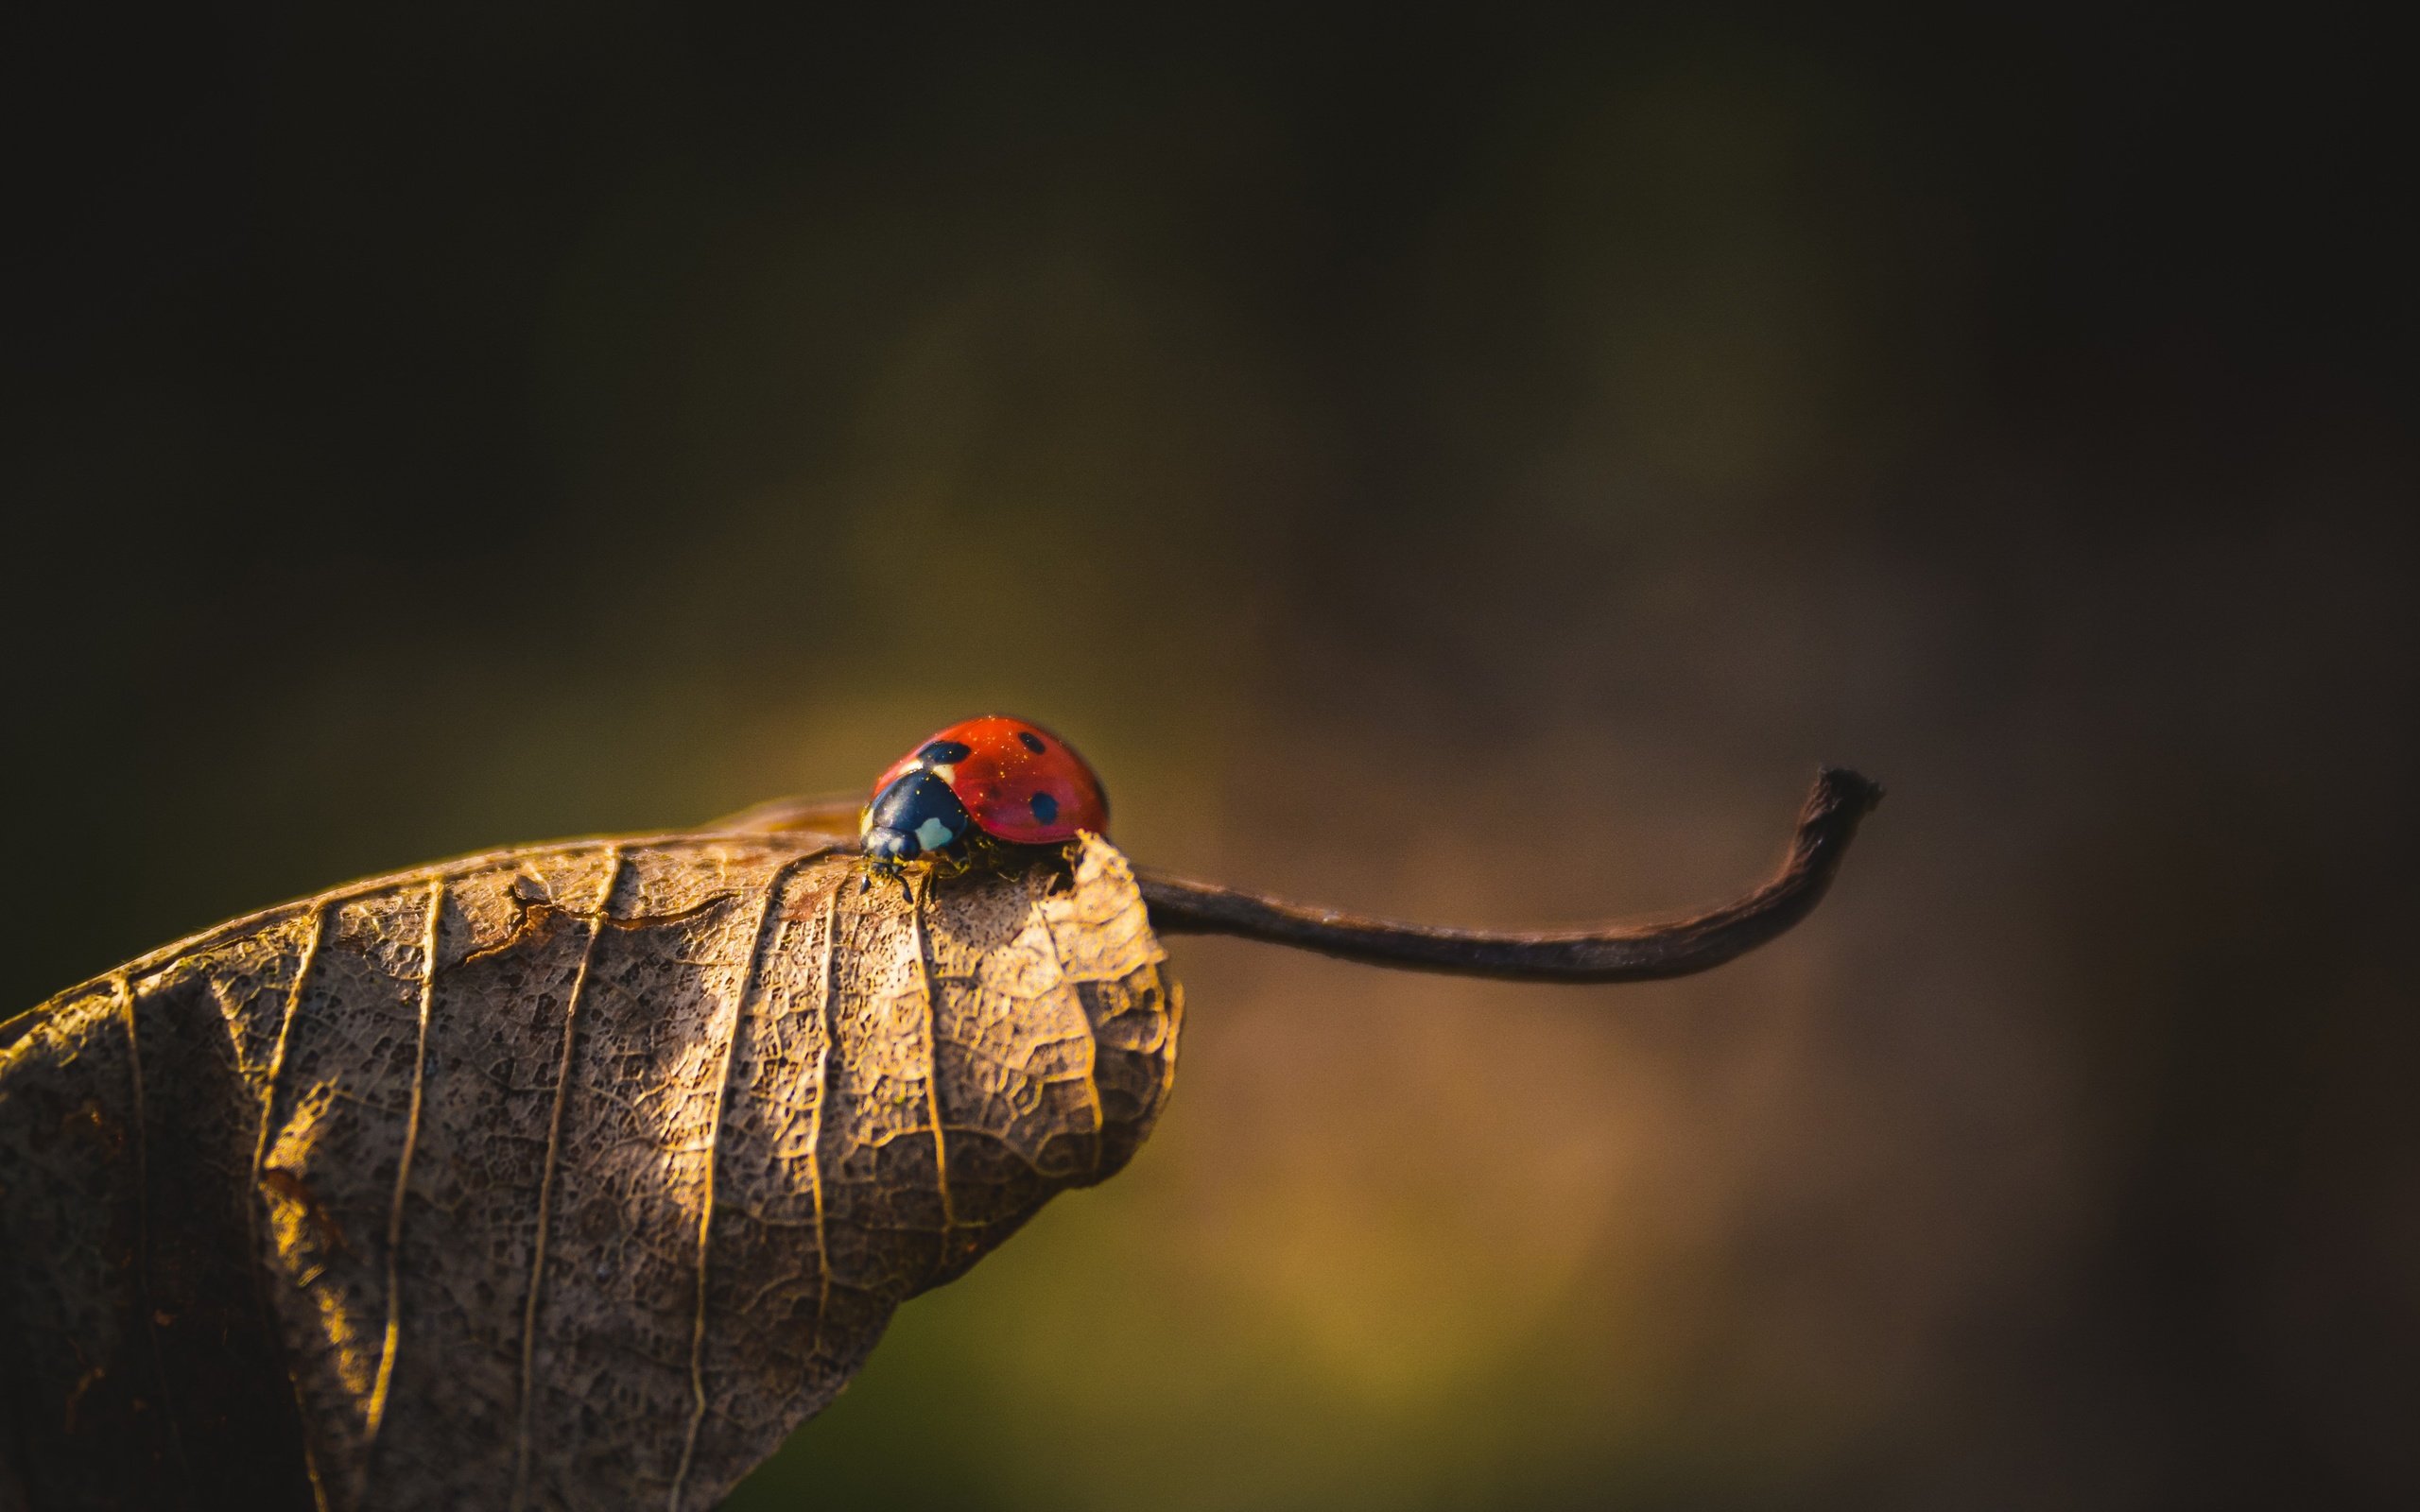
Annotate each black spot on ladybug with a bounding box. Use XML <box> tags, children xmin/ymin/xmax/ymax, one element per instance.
<box><xmin>919</xmin><ymin>740</ymin><xmax>973</xmax><ymax>765</ymax></box>
<box><xmin>1017</xmin><ymin>730</ymin><xmax>1046</xmax><ymax>754</ymax></box>
<box><xmin>1029</xmin><ymin>791</ymin><xmax>1059</xmax><ymax>824</ymax></box>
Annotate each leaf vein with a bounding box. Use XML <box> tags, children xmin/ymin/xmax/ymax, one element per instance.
<box><xmin>509</xmin><ymin>848</ymin><xmax>623</xmax><ymax>1510</ymax></box>
<box><xmin>669</xmin><ymin>854</ymin><xmax>810</xmax><ymax>1511</ymax></box>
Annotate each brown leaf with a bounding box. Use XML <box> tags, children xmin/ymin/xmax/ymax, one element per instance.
<box><xmin>0</xmin><ymin>833</ymin><xmax>1180</xmax><ymax>1511</ymax></box>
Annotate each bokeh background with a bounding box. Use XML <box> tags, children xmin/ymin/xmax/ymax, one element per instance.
<box><xmin>9</xmin><ymin>7</ymin><xmax>2413</xmax><ymax>1507</ymax></box>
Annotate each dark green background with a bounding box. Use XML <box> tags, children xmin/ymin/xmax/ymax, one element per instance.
<box><xmin>9</xmin><ymin>7</ymin><xmax>2412</xmax><ymax>1506</ymax></box>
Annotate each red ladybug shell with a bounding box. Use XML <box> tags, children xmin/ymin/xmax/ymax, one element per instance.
<box><xmin>868</xmin><ymin>715</ymin><xmax>1109</xmax><ymax>845</ymax></box>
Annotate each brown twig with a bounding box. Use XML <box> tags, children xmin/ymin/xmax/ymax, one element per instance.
<box><xmin>1132</xmin><ymin>768</ymin><xmax>1881</xmax><ymax>982</ymax></box>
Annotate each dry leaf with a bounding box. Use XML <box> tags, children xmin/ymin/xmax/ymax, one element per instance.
<box><xmin>0</xmin><ymin>832</ymin><xmax>1178</xmax><ymax>1511</ymax></box>
<box><xmin>0</xmin><ymin>767</ymin><xmax>1877</xmax><ymax>1511</ymax></box>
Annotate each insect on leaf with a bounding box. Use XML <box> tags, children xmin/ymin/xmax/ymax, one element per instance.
<box><xmin>0</xmin><ymin>831</ymin><xmax>1179</xmax><ymax>1512</ymax></box>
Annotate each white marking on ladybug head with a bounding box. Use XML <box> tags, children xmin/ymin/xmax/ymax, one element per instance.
<box><xmin>928</xmin><ymin>763</ymin><xmax>957</xmax><ymax>783</ymax></box>
<box><xmin>914</xmin><ymin>815</ymin><xmax>959</xmax><ymax>851</ymax></box>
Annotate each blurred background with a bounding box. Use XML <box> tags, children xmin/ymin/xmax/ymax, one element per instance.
<box><xmin>7</xmin><ymin>6</ymin><xmax>2413</xmax><ymax>1507</ymax></box>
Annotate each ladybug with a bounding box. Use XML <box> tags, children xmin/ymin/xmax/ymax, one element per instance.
<box><xmin>861</xmin><ymin>715</ymin><xmax>1110</xmax><ymax>868</ymax></box>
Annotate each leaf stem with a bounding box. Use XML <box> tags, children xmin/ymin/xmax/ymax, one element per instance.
<box><xmin>1132</xmin><ymin>768</ymin><xmax>1881</xmax><ymax>982</ymax></box>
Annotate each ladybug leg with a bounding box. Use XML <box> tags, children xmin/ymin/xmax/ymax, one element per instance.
<box><xmin>861</xmin><ymin>860</ymin><xmax>915</xmax><ymax>905</ymax></box>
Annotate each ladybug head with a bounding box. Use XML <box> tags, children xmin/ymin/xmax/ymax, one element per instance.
<box><xmin>861</xmin><ymin>739</ymin><xmax>976</xmax><ymax>864</ymax></box>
